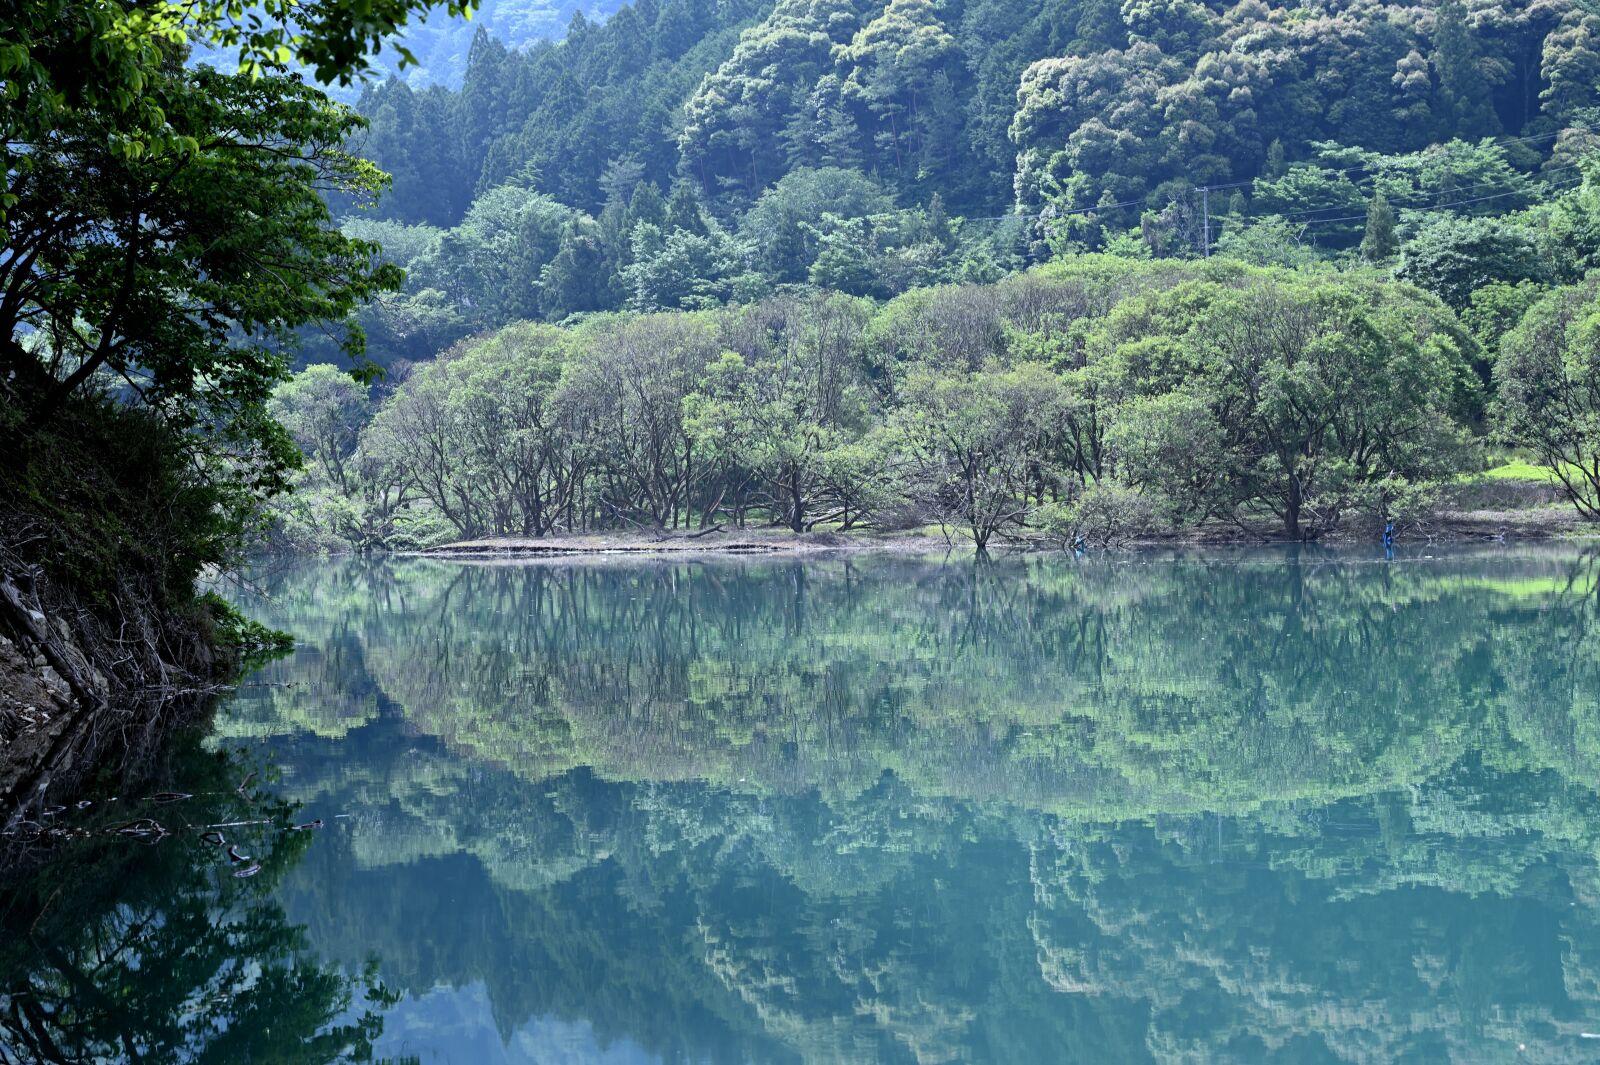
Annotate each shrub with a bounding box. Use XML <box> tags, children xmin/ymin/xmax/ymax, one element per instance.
<box><xmin>1035</xmin><ymin>482</ymin><xmax>1158</xmax><ymax>549</ymax></box>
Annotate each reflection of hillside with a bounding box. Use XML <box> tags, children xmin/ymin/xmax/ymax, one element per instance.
<box><xmin>1027</xmin><ymin>775</ymin><xmax>1600</xmax><ymax>1063</ymax></box>
<box><xmin>270</xmin><ymin>768</ymin><xmax>1600</xmax><ymax>1065</ymax></box>
<box><xmin>216</xmin><ymin>550</ymin><xmax>1600</xmax><ymax>1064</ymax></box>
<box><xmin>229</xmin><ymin>550</ymin><xmax>1600</xmax><ymax>817</ymax></box>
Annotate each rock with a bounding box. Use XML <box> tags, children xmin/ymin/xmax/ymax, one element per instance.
<box><xmin>39</xmin><ymin>666</ymin><xmax>67</xmax><ymax>695</ymax></box>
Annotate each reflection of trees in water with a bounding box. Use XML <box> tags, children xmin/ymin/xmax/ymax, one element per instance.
<box><xmin>268</xmin><ymin>767</ymin><xmax>1600</xmax><ymax>1064</ymax></box>
<box><xmin>1026</xmin><ymin>785</ymin><xmax>1600</xmax><ymax>1063</ymax></box>
<box><xmin>0</xmin><ymin>737</ymin><xmax>395</xmax><ymax>1065</ymax></box>
<box><xmin>233</xmin><ymin>549</ymin><xmax>1600</xmax><ymax>815</ymax></box>
<box><xmin>215</xmin><ymin>548</ymin><xmax>1600</xmax><ymax>1063</ymax></box>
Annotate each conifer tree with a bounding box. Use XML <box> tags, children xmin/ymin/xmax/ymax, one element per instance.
<box><xmin>627</xmin><ymin>183</ymin><xmax>669</xmax><ymax>230</ymax></box>
<box><xmin>1265</xmin><ymin>139</ymin><xmax>1287</xmax><ymax>179</ymax></box>
<box><xmin>1362</xmin><ymin>191</ymin><xmax>1399</xmax><ymax>263</ymax></box>
<box><xmin>666</xmin><ymin>182</ymin><xmax>710</xmax><ymax>235</ymax></box>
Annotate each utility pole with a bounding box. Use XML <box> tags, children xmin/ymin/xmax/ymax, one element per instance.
<box><xmin>1199</xmin><ymin>185</ymin><xmax>1210</xmax><ymax>258</ymax></box>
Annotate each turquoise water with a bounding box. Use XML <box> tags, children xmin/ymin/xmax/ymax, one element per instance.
<box><xmin>7</xmin><ymin>547</ymin><xmax>1600</xmax><ymax>1063</ymax></box>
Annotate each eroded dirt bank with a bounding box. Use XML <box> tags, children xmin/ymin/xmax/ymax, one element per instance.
<box><xmin>0</xmin><ymin>557</ymin><xmax>221</xmax><ymax>827</ymax></box>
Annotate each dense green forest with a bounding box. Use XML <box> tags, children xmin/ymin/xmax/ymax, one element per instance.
<box><xmin>274</xmin><ymin>257</ymin><xmax>1497</xmax><ymax>548</ymax></box>
<box><xmin>251</xmin><ymin>0</ymin><xmax>1600</xmax><ymax>549</ymax></box>
<box><xmin>328</xmin><ymin>0</ymin><xmax>1600</xmax><ymax>356</ymax></box>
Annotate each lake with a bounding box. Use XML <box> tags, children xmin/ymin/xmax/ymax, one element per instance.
<box><xmin>5</xmin><ymin>546</ymin><xmax>1600</xmax><ymax>1063</ymax></box>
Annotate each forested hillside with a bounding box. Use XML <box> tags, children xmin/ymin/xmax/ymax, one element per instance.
<box><xmin>329</xmin><ymin>0</ymin><xmax>1600</xmax><ymax>368</ymax></box>
<box><xmin>354</xmin><ymin>0</ymin><xmax>633</xmax><ymax>90</ymax></box>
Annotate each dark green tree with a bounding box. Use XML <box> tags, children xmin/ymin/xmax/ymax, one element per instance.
<box><xmin>541</xmin><ymin>216</ymin><xmax>619</xmax><ymax>317</ymax></box>
<box><xmin>1396</xmin><ymin>215</ymin><xmax>1548</xmax><ymax>310</ymax></box>
<box><xmin>1429</xmin><ymin>0</ymin><xmax>1498</xmax><ymax>139</ymax></box>
<box><xmin>666</xmin><ymin>181</ymin><xmax>710</xmax><ymax>235</ymax></box>
<box><xmin>1265</xmin><ymin>138</ymin><xmax>1287</xmax><ymax>179</ymax></box>
<box><xmin>1361</xmin><ymin>190</ymin><xmax>1399</xmax><ymax>263</ymax></box>
<box><xmin>0</xmin><ymin>64</ymin><xmax>401</xmax><ymax>491</ymax></box>
<box><xmin>627</xmin><ymin>181</ymin><xmax>669</xmax><ymax>230</ymax></box>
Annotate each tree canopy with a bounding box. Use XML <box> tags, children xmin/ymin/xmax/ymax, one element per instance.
<box><xmin>268</xmin><ymin>259</ymin><xmax>1484</xmax><ymax>548</ymax></box>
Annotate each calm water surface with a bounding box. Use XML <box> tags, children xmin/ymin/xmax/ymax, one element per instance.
<box><xmin>6</xmin><ymin>547</ymin><xmax>1600</xmax><ymax>1064</ymax></box>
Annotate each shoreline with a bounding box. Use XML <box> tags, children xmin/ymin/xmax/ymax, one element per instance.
<box><xmin>406</xmin><ymin>509</ymin><xmax>1595</xmax><ymax>560</ymax></box>
<box><xmin>407</xmin><ymin>529</ymin><xmax>955</xmax><ymax>559</ymax></box>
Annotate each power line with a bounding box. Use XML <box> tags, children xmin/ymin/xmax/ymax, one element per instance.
<box><xmin>1197</xmin><ymin>177</ymin><xmax>1258</xmax><ymax>193</ymax></box>
<box><xmin>1291</xmin><ymin>176</ymin><xmax>1585</xmax><ymax>227</ymax></box>
<box><xmin>1061</xmin><ymin>196</ymin><xmax>1147</xmax><ymax>216</ymax></box>
<box><xmin>1280</xmin><ymin>170</ymin><xmax>1568</xmax><ymax>222</ymax></box>
<box><xmin>1275</xmin><ymin>126</ymin><xmax>1591</xmax><ymax>188</ymax></box>
<box><xmin>964</xmin><ymin>126</ymin><xmax>1596</xmax><ymax>227</ymax></box>
<box><xmin>951</xmin><ymin>196</ymin><xmax>1150</xmax><ymax>224</ymax></box>
<box><xmin>1276</xmin><ymin>160</ymin><xmax>1589</xmax><ymax>223</ymax></box>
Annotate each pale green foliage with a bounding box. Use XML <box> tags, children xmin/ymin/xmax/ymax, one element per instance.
<box><xmin>1461</xmin><ymin>280</ymin><xmax>1546</xmax><ymax>352</ymax></box>
<box><xmin>1214</xmin><ymin>217</ymin><xmax>1318</xmax><ymax>270</ymax></box>
<box><xmin>1033</xmin><ymin>481</ymin><xmax>1157</xmax><ymax>548</ymax></box>
<box><xmin>269</xmin><ymin>365</ymin><xmax>416</xmax><ymax>551</ymax></box>
<box><xmin>269</xmin><ymin>365</ymin><xmax>370</xmax><ymax>493</ymax></box>
<box><xmin>364</xmin><ymin>322</ymin><xmax>581</xmax><ymax>539</ymax></box>
<box><xmin>340</xmin><ymin>217</ymin><xmax>446</xmax><ymax>270</ymax></box>
<box><xmin>1114</xmin><ymin>278</ymin><xmax>1479</xmax><ymax>535</ymax></box>
<box><xmin>1106</xmin><ymin>390</ymin><xmax>1225</xmax><ymax>521</ymax></box>
<box><xmin>1494</xmin><ymin>279</ymin><xmax>1600</xmax><ymax>519</ymax></box>
<box><xmin>280</xmin><ymin>258</ymin><xmax>1487</xmax><ymax>550</ymax></box>
<box><xmin>685</xmin><ymin>294</ymin><xmax>878</xmax><ymax>530</ymax></box>
<box><xmin>892</xmin><ymin>362</ymin><xmax>1066</xmax><ymax>549</ymax></box>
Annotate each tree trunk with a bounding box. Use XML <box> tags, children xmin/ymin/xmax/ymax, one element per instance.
<box><xmin>788</xmin><ymin>476</ymin><xmax>805</xmax><ymax>533</ymax></box>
